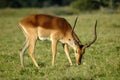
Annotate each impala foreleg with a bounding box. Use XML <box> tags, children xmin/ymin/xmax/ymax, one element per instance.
<box><xmin>63</xmin><ymin>43</ymin><xmax>72</xmax><ymax>65</ymax></box>
<box><xmin>51</xmin><ymin>39</ymin><xmax>58</xmax><ymax>66</ymax></box>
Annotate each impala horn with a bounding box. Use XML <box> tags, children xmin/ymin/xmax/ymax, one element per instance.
<box><xmin>83</xmin><ymin>20</ymin><xmax>97</xmax><ymax>49</ymax></box>
<box><xmin>72</xmin><ymin>16</ymin><xmax>78</xmax><ymax>36</ymax></box>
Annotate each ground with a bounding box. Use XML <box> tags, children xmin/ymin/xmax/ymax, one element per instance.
<box><xmin>0</xmin><ymin>8</ymin><xmax>120</xmax><ymax>80</ymax></box>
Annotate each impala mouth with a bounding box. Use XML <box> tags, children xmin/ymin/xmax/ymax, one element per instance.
<box><xmin>76</xmin><ymin>54</ymin><xmax>83</xmax><ymax>65</ymax></box>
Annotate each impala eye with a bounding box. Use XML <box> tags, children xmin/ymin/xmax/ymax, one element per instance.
<box><xmin>80</xmin><ymin>45</ymin><xmax>83</xmax><ymax>49</ymax></box>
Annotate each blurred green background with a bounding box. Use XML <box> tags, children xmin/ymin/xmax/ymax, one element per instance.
<box><xmin>0</xmin><ymin>0</ymin><xmax>120</xmax><ymax>12</ymax></box>
<box><xmin>0</xmin><ymin>0</ymin><xmax>120</xmax><ymax>80</ymax></box>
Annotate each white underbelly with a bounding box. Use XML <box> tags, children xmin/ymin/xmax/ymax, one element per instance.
<box><xmin>37</xmin><ymin>28</ymin><xmax>64</xmax><ymax>43</ymax></box>
<box><xmin>38</xmin><ymin>36</ymin><xmax>51</xmax><ymax>41</ymax></box>
<box><xmin>37</xmin><ymin>28</ymin><xmax>51</xmax><ymax>41</ymax></box>
<box><xmin>38</xmin><ymin>36</ymin><xmax>65</xmax><ymax>43</ymax></box>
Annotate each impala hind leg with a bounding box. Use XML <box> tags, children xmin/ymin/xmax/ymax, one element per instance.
<box><xmin>29</xmin><ymin>38</ymin><xmax>39</xmax><ymax>67</ymax></box>
<box><xmin>20</xmin><ymin>38</ymin><xmax>29</xmax><ymax>67</ymax></box>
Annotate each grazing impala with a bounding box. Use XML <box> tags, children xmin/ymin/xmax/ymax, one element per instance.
<box><xmin>19</xmin><ymin>14</ymin><xmax>97</xmax><ymax>67</ymax></box>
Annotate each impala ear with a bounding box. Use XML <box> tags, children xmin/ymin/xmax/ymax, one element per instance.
<box><xmin>69</xmin><ymin>39</ymin><xmax>76</xmax><ymax>46</ymax></box>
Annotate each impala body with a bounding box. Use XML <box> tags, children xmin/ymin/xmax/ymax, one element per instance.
<box><xmin>19</xmin><ymin>14</ymin><xmax>97</xmax><ymax>67</ymax></box>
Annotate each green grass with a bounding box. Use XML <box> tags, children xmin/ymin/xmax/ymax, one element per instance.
<box><xmin>0</xmin><ymin>8</ymin><xmax>120</xmax><ymax>80</ymax></box>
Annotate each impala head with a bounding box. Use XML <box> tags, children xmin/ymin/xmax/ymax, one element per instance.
<box><xmin>67</xmin><ymin>17</ymin><xmax>97</xmax><ymax>65</ymax></box>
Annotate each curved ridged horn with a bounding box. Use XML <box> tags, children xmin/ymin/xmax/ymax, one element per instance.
<box><xmin>71</xmin><ymin>16</ymin><xmax>78</xmax><ymax>35</ymax></box>
<box><xmin>83</xmin><ymin>20</ymin><xmax>97</xmax><ymax>49</ymax></box>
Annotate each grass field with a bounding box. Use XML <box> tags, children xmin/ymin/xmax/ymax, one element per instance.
<box><xmin>0</xmin><ymin>8</ymin><xmax>120</xmax><ymax>80</ymax></box>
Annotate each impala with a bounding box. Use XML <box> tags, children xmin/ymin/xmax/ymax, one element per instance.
<box><xmin>19</xmin><ymin>14</ymin><xmax>97</xmax><ymax>67</ymax></box>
